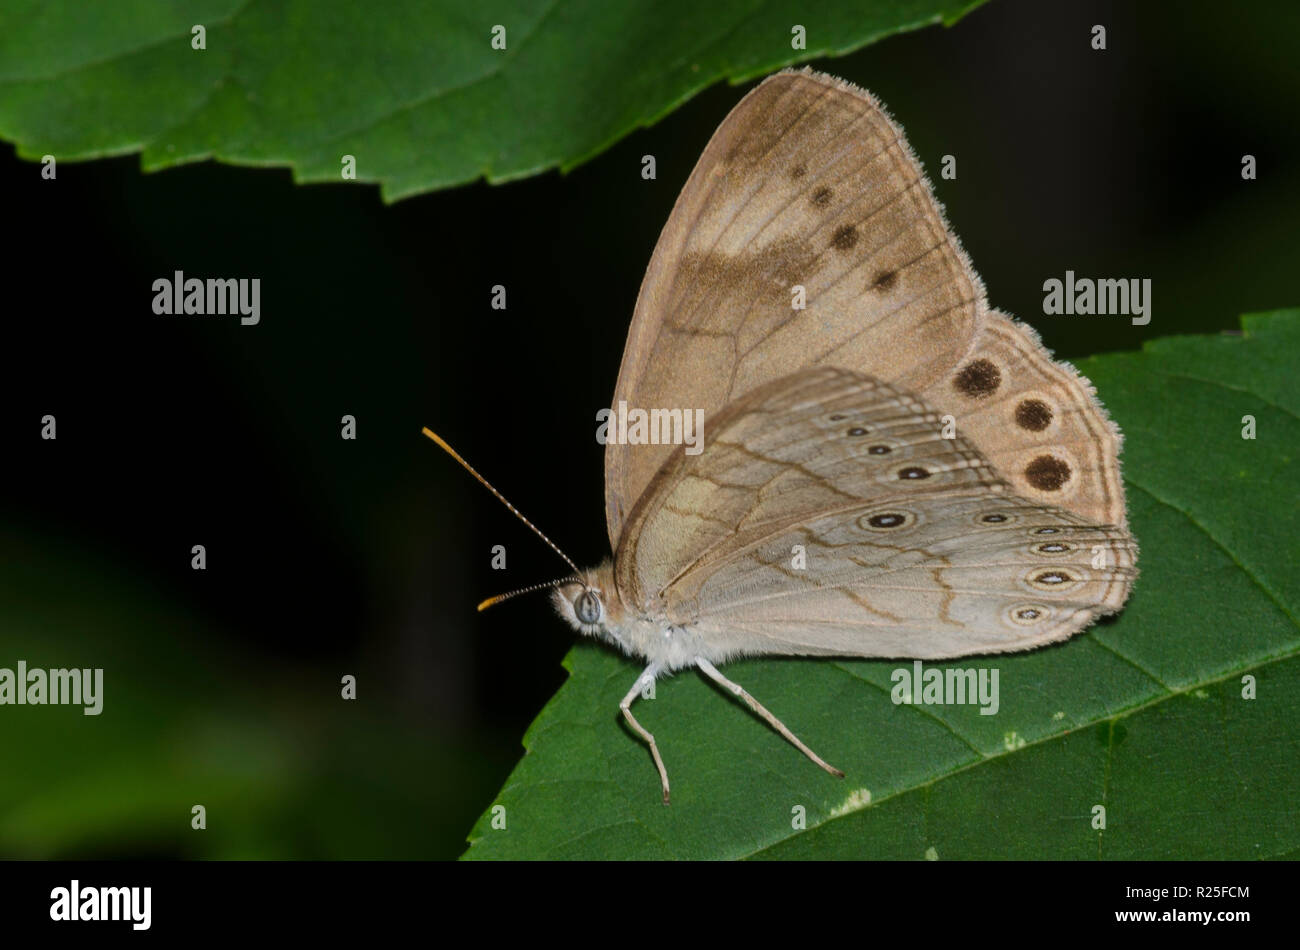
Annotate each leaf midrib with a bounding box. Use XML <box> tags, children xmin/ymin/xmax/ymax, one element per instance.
<box><xmin>742</xmin><ymin>646</ymin><xmax>1297</xmax><ymax>859</ymax></box>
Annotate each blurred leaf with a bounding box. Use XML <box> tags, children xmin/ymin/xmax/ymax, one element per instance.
<box><xmin>0</xmin><ymin>537</ymin><xmax>513</xmax><ymax>859</ymax></box>
<box><xmin>463</xmin><ymin>310</ymin><xmax>1300</xmax><ymax>859</ymax></box>
<box><xmin>0</xmin><ymin>0</ymin><xmax>985</xmax><ymax>200</ymax></box>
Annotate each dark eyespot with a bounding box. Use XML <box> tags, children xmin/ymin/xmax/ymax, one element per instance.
<box><xmin>1025</xmin><ymin>454</ymin><xmax>1072</xmax><ymax>491</ymax></box>
<box><xmin>868</xmin><ymin>513</ymin><xmax>906</xmax><ymax>528</ymax></box>
<box><xmin>872</xmin><ymin>270</ymin><xmax>897</xmax><ymax>292</ymax></box>
<box><xmin>1015</xmin><ymin>398</ymin><xmax>1053</xmax><ymax>431</ymax></box>
<box><xmin>1008</xmin><ymin>603</ymin><xmax>1051</xmax><ymax>625</ymax></box>
<box><xmin>847</xmin><ymin>426</ymin><xmax>869</xmax><ymax>437</ymax></box>
<box><xmin>981</xmin><ymin>514</ymin><xmax>1008</xmax><ymax>523</ymax></box>
<box><xmin>953</xmin><ymin>358</ymin><xmax>1001</xmax><ymax>398</ymax></box>
<box><xmin>898</xmin><ymin>467</ymin><xmax>931</xmax><ymax>480</ymax></box>
<box><xmin>1034</xmin><ymin>527</ymin><xmax>1061</xmax><ymax>535</ymax></box>
<box><xmin>831</xmin><ymin>224</ymin><xmax>858</xmax><ymax>250</ymax></box>
<box><xmin>575</xmin><ymin>591</ymin><xmax>601</xmax><ymax>625</ymax></box>
<box><xmin>790</xmin><ymin>163</ymin><xmax>807</xmax><ymax>179</ymax></box>
<box><xmin>828</xmin><ymin>414</ymin><xmax>847</xmax><ymax>422</ymax></box>
<box><xmin>810</xmin><ymin>186</ymin><xmax>833</xmax><ymax>207</ymax></box>
<box><xmin>1035</xmin><ymin>542</ymin><xmax>1070</xmax><ymax>554</ymax></box>
<box><xmin>868</xmin><ymin>444</ymin><xmax>891</xmax><ymax>455</ymax></box>
<box><xmin>1034</xmin><ymin>571</ymin><xmax>1071</xmax><ymax>586</ymax></box>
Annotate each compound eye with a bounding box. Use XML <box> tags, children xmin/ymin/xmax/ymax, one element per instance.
<box><xmin>575</xmin><ymin>591</ymin><xmax>601</xmax><ymax>625</ymax></box>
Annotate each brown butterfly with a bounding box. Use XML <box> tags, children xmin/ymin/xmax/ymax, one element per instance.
<box><xmin>427</xmin><ymin>68</ymin><xmax>1136</xmax><ymax>803</ymax></box>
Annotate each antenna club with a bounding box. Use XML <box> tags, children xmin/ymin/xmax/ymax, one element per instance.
<box><xmin>476</xmin><ymin>576</ymin><xmax>581</xmax><ymax>613</ymax></box>
<box><xmin>421</xmin><ymin>426</ymin><xmax>582</xmax><ymax>577</ymax></box>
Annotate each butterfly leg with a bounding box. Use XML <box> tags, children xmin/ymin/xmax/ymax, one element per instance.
<box><xmin>620</xmin><ymin>662</ymin><xmax>671</xmax><ymax>804</ymax></box>
<box><xmin>695</xmin><ymin>657</ymin><xmax>845</xmax><ymax>778</ymax></box>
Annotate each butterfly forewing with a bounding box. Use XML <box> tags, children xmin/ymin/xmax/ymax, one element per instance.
<box><xmin>605</xmin><ymin>69</ymin><xmax>987</xmax><ymax>547</ymax></box>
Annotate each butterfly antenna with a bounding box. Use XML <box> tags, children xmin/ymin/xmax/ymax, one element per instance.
<box><xmin>421</xmin><ymin>427</ymin><xmax>583</xmax><ymax>578</ymax></box>
<box><xmin>476</xmin><ymin>577</ymin><xmax>580</xmax><ymax>613</ymax></box>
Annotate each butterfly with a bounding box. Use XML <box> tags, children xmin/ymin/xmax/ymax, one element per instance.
<box><xmin>426</xmin><ymin>68</ymin><xmax>1136</xmax><ymax>803</ymax></box>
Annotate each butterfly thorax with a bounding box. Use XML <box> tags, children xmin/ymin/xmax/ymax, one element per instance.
<box><xmin>551</xmin><ymin>560</ymin><xmax>710</xmax><ymax>671</ymax></box>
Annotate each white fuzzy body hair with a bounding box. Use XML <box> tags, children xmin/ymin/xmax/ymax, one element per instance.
<box><xmin>551</xmin><ymin>561</ymin><xmax>723</xmax><ymax>672</ymax></box>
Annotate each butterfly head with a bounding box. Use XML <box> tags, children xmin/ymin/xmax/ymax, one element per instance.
<box><xmin>552</xmin><ymin>561</ymin><xmax>620</xmax><ymax>637</ymax></box>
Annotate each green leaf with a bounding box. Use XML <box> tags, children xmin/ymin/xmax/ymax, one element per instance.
<box><xmin>463</xmin><ymin>310</ymin><xmax>1300</xmax><ymax>860</ymax></box>
<box><xmin>0</xmin><ymin>0</ymin><xmax>985</xmax><ymax>201</ymax></box>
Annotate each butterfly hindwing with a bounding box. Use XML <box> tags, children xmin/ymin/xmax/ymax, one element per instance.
<box><xmin>675</xmin><ymin>496</ymin><xmax>1135</xmax><ymax>660</ymax></box>
<box><xmin>921</xmin><ymin>312</ymin><xmax>1127</xmax><ymax>527</ymax></box>
<box><xmin>615</xmin><ymin>368</ymin><xmax>1136</xmax><ymax>659</ymax></box>
<box><xmin>615</xmin><ymin>367</ymin><xmax>1005</xmax><ymax>606</ymax></box>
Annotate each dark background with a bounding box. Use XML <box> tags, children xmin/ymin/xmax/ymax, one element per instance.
<box><xmin>2</xmin><ymin>0</ymin><xmax>1296</xmax><ymax>858</ymax></box>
